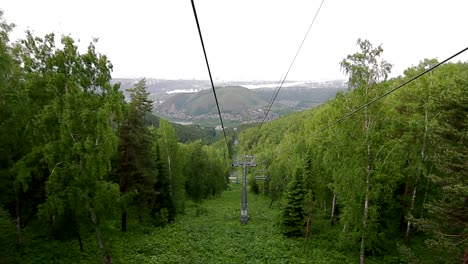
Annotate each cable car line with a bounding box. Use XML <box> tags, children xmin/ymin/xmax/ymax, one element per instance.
<box><xmin>292</xmin><ymin>46</ymin><xmax>468</xmax><ymax>147</ymax></box>
<box><xmin>191</xmin><ymin>0</ymin><xmax>232</xmax><ymax>160</ymax></box>
<box><xmin>251</xmin><ymin>0</ymin><xmax>326</xmax><ymax>147</ymax></box>
<box><xmin>260</xmin><ymin>46</ymin><xmax>468</xmax><ymax>162</ymax></box>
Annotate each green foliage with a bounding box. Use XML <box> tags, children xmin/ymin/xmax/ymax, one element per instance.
<box><xmin>16</xmin><ymin>184</ymin><xmax>357</xmax><ymax>263</ymax></box>
<box><xmin>340</xmin><ymin>38</ymin><xmax>392</xmax><ymax>91</ymax></box>
<box><xmin>249</xmin><ymin>176</ymin><xmax>260</xmax><ymax>195</ymax></box>
<box><xmin>238</xmin><ymin>41</ymin><xmax>468</xmax><ymax>261</ymax></box>
<box><xmin>184</xmin><ymin>141</ymin><xmax>208</xmax><ymax>204</ymax></box>
<box><xmin>116</xmin><ymin>79</ymin><xmax>155</xmax><ymax>230</ymax></box>
<box><xmin>0</xmin><ymin>14</ymin><xmax>125</xmax><ymax>261</ymax></box>
<box><xmin>0</xmin><ymin>207</ymin><xmax>17</xmax><ymax>263</ymax></box>
<box><xmin>412</xmin><ymin>63</ymin><xmax>468</xmax><ymax>263</ymax></box>
<box><xmin>157</xmin><ymin>86</ymin><xmax>269</xmax><ymax>116</ymax></box>
<box><xmin>155</xmin><ymin>119</ymin><xmax>184</xmax><ymax>218</ymax></box>
<box><xmin>281</xmin><ymin>168</ymin><xmax>306</xmax><ymax>237</ymax></box>
<box><xmin>183</xmin><ymin>141</ymin><xmax>228</xmax><ymax>204</ymax></box>
<box><xmin>172</xmin><ymin>122</ymin><xmax>217</xmax><ymax>144</ymax></box>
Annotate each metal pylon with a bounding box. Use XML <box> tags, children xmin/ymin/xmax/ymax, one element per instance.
<box><xmin>233</xmin><ymin>154</ymin><xmax>256</xmax><ymax>224</ymax></box>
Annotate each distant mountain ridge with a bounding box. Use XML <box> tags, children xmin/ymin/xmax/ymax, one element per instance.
<box><xmin>112</xmin><ymin>78</ymin><xmax>346</xmax><ymax>96</ymax></box>
<box><xmin>154</xmin><ymin>85</ymin><xmax>345</xmax><ymax>126</ymax></box>
<box><xmin>159</xmin><ymin>86</ymin><xmax>268</xmax><ymax>115</ymax></box>
<box><xmin>112</xmin><ymin>78</ymin><xmax>346</xmax><ymax>127</ymax></box>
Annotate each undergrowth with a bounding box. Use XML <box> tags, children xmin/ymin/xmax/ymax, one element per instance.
<box><xmin>16</xmin><ymin>185</ymin><xmax>364</xmax><ymax>263</ymax></box>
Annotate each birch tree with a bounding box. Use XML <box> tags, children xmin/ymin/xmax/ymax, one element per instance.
<box><xmin>13</xmin><ymin>32</ymin><xmax>125</xmax><ymax>263</ymax></box>
<box><xmin>340</xmin><ymin>39</ymin><xmax>392</xmax><ymax>264</ymax></box>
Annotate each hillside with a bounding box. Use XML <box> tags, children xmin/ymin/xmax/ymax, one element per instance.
<box><xmin>145</xmin><ymin>113</ymin><xmax>218</xmax><ymax>143</ymax></box>
<box><xmin>157</xmin><ymin>86</ymin><xmax>268</xmax><ymax>115</ymax></box>
<box><xmin>236</xmin><ymin>61</ymin><xmax>468</xmax><ymax>264</ymax></box>
<box><xmin>155</xmin><ymin>85</ymin><xmax>344</xmax><ymax>127</ymax></box>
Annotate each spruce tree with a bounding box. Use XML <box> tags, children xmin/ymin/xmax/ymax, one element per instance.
<box><xmin>151</xmin><ymin>142</ymin><xmax>175</xmax><ymax>225</ymax></box>
<box><xmin>281</xmin><ymin>169</ymin><xmax>306</xmax><ymax>237</ymax></box>
<box><xmin>116</xmin><ymin>79</ymin><xmax>155</xmax><ymax>231</ymax></box>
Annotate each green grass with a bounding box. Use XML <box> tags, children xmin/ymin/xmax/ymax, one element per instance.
<box><xmin>111</xmin><ymin>184</ymin><xmax>354</xmax><ymax>263</ymax></box>
<box><xmin>16</xmin><ymin>184</ymin><xmax>356</xmax><ymax>263</ymax></box>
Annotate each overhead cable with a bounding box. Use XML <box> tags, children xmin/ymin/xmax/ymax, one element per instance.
<box><xmin>275</xmin><ymin>46</ymin><xmax>468</xmax><ymax>158</ymax></box>
<box><xmin>251</xmin><ymin>0</ymin><xmax>326</xmax><ymax>146</ymax></box>
<box><xmin>191</xmin><ymin>0</ymin><xmax>232</xmax><ymax>160</ymax></box>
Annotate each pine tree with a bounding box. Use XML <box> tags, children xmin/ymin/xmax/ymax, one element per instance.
<box><xmin>116</xmin><ymin>79</ymin><xmax>155</xmax><ymax>231</ymax></box>
<box><xmin>281</xmin><ymin>168</ymin><xmax>306</xmax><ymax>237</ymax></box>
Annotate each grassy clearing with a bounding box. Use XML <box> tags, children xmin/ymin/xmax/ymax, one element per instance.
<box><xmin>17</xmin><ymin>184</ymin><xmax>356</xmax><ymax>263</ymax></box>
<box><xmin>112</xmin><ymin>184</ymin><xmax>354</xmax><ymax>263</ymax></box>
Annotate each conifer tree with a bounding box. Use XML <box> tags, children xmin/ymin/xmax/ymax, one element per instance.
<box><xmin>116</xmin><ymin>79</ymin><xmax>155</xmax><ymax>231</ymax></box>
<box><xmin>281</xmin><ymin>168</ymin><xmax>306</xmax><ymax>237</ymax></box>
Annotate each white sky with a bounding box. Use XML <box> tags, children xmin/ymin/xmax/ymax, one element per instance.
<box><xmin>2</xmin><ymin>0</ymin><xmax>468</xmax><ymax>81</ymax></box>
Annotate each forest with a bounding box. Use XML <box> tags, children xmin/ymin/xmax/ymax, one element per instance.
<box><xmin>0</xmin><ymin>13</ymin><xmax>229</xmax><ymax>263</ymax></box>
<box><xmin>238</xmin><ymin>40</ymin><xmax>468</xmax><ymax>263</ymax></box>
<box><xmin>1</xmin><ymin>11</ymin><xmax>467</xmax><ymax>264</ymax></box>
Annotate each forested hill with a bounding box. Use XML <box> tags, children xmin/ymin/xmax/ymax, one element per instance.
<box><xmin>236</xmin><ymin>56</ymin><xmax>468</xmax><ymax>263</ymax></box>
<box><xmin>155</xmin><ymin>85</ymin><xmax>344</xmax><ymax>127</ymax></box>
<box><xmin>157</xmin><ymin>86</ymin><xmax>269</xmax><ymax>115</ymax></box>
<box><xmin>145</xmin><ymin>113</ymin><xmax>217</xmax><ymax>143</ymax></box>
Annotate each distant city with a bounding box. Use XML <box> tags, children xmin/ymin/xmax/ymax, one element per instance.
<box><xmin>112</xmin><ymin>78</ymin><xmax>347</xmax><ymax>127</ymax></box>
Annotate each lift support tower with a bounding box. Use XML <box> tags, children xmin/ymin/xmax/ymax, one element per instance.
<box><xmin>233</xmin><ymin>155</ymin><xmax>256</xmax><ymax>224</ymax></box>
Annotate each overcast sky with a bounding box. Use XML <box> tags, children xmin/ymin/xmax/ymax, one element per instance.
<box><xmin>2</xmin><ymin>0</ymin><xmax>468</xmax><ymax>81</ymax></box>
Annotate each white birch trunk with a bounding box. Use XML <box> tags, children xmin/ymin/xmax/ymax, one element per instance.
<box><xmin>163</xmin><ymin>131</ymin><xmax>173</xmax><ymax>198</ymax></box>
<box><xmin>360</xmin><ymin>106</ymin><xmax>371</xmax><ymax>264</ymax></box>
<box><xmin>330</xmin><ymin>193</ymin><xmax>336</xmax><ymax>225</ymax></box>
<box><xmin>89</xmin><ymin>207</ymin><xmax>112</xmax><ymax>264</ymax></box>
<box><xmin>406</xmin><ymin>105</ymin><xmax>429</xmax><ymax>243</ymax></box>
<box><xmin>15</xmin><ymin>195</ymin><xmax>22</xmax><ymax>246</ymax></box>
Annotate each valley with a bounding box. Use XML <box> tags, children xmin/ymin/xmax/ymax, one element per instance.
<box><xmin>114</xmin><ymin>78</ymin><xmax>346</xmax><ymax>127</ymax></box>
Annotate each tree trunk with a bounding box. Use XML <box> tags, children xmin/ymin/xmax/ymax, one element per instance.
<box><xmin>168</xmin><ymin>155</ymin><xmax>173</xmax><ymax>198</ymax></box>
<box><xmin>405</xmin><ymin>182</ymin><xmax>418</xmax><ymax>244</ymax></box>
<box><xmin>77</xmin><ymin>231</ymin><xmax>84</xmax><ymax>252</ymax></box>
<box><xmin>406</xmin><ymin>105</ymin><xmax>428</xmax><ymax>244</ymax></box>
<box><xmin>400</xmin><ymin>175</ymin><xmax>410</xmax><ymax>232</ymax></box>
<box><xmin>163</xmin><ymin>132</ymin><xmax>173</xmax><ymax>198</ymax></box>
<box><xmin>305</xmin><ymin>214</ymin><xmax>312</xmax><ymax>241</ymax></box>
<box><xmin>15</xmin><ymin>194</ymin><xmax>22</xmax><ymax>246</ymax></box>
<box><xmin>121</xmin><ymin>210</ymin><xmax>127</xmax><ymax>232</ymax></box>
<box><xmin>419</xmin><ymin>175</ymin><xmax>431</xmax><ymax>218</ymax></box>
<box><xmin>89</xmin><ymin>207</ymin><xmax>112</xmax><ymax>264</ymax></box>
<box><xmin>360</xmin><ymin>107</ymin><xmax>372</xmax><ymax>264</ymax></box>
<box><xmin>360</xmin><ymin>184</ymin><xmax>369</xmax><ymax>264</ymax></box>
<box><xmin>463</xmin><ymin>248</ymin><xmax>467</xmax><ymax>264</ymax></box>
<box><xmin>330</xmin><ymin>193</ymin><xmax>337</xmax><ymax>225</ymax></box>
